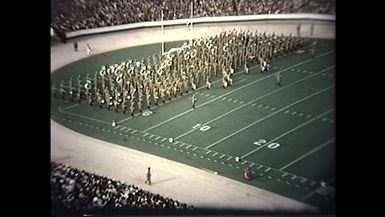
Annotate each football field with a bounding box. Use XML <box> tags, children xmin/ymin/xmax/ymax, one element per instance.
<box><xmin>51</xmin><ymin>39</ymin><xmax>335</xmax><ymax>211</ymax></box>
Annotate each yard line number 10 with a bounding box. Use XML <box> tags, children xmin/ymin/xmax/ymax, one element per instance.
<box><xmin>193</xmin><ymin>123</ymin><xmax>211</xmax><ymax>131</ymax></box>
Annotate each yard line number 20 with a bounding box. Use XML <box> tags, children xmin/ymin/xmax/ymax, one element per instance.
<box><xmin>253</xmin><ymin>139</ymin><xmax>280</xmax><ymax>149</ymax></box>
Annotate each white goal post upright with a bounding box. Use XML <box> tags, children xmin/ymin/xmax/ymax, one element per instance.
<box><xmin>190</xmin><ymin>0</ymin><xmax>193</xmax><ymax>45</ymax></box>
<box><xmin>161</xmin><ymin>9</ymin><xmax>164</xmax><ymax>54</ymax></box>
<box><xmin>161</xmin><ymin>1</ymin><xmax>194</xmax><ymax>56</ymax></box>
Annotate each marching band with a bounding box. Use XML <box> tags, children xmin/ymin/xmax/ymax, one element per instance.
<box><xmin>52</xmin><ymin>29</ymin><xmax>309</xmax><ymax>116</ymax></box>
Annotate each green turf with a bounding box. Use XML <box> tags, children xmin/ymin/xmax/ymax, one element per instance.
<box><xmin>51</xmin><ymin>39</ymin><xmax>335</xmax><ymax>212</ymax></box>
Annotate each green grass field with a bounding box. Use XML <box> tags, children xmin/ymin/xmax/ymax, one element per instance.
<box><xmin>51</xmin><ymin>39</ymin><xmax>335</xmax><ymax>211</ymax></box>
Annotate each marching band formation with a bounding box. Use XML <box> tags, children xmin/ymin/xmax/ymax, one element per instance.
<box><xmin>52</xmin><ymin>29</ymin><xmax>310</xmax><ymax>117</ymax></box>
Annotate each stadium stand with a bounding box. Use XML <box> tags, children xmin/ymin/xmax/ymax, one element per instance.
<box><xmin>51</xmin><ymin>162</ymin><xmax>194</xmax><ymax>214</ymax></box>
<box><xmin>51</xmin><ymin>0</ymin><xmax>335</xmax><ymax>33</ymax></box>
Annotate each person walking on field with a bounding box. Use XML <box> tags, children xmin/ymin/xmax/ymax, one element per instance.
<box><xmin>310</xmin><ymin>41</ymin><xmax>317</xmax><ymax>58</ymax></box>
<box><xmin>74</xmin><ymin>42</ymin><xmax>78</xmax><ymax>52</ymax></box>
<box><xmin>310</xmin><ymin>23</ymin><xmax>315</xmax><ymax>36</ymax></box>
<box><xmin>86</xmin><ymin>43</ymin><xmax>92</xmax><ymax>55</ymax></box>
<box><xmin>192</xmin><ymin>94</ymin><xmax>197</xmax><ymax>109</ymax></box>
<box><xmin>145</xmin><ymin>167</ymin><xmax>151</xmax><ymax>185</ymax></box>
<box><xmin>297</xmin><ymin>24</ymin><xmax>301</xmax><ymax>37</ymax></box>
<box><xmin>275</xmin><ymin>72</ymin><xmax>282</xmax><ymax>86</ymax></box>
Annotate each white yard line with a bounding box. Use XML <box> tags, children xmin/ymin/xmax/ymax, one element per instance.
<box><xmin>175</xmin><ymin>66</ymin><xmax>334</xmax><ymax>140</ymax></box>
<box><xmin>280</xmin><ymin>139</ymin><xmax>335</xmax><ymax>170</ymax></box>
<box><xmin>206</xmin><ymin>85</ymin><xmax>334</xmax><ymax>150</ymax></box>
<box><xmin>143</xmin><ymin>50</ymin><xmax>334</xmax><ymax>132</ymax></box>
<box><xmin>117</xmin><ymin>115</ymin><xmax>133</xmax><ymax>124</ymax></box>
<box><xmin>241</xmin><ymin>108</ymin><xmax>335</xmax><ymax>158</ymax></box>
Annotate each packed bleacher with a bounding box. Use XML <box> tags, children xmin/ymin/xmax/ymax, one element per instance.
<box><xmin>51</xmin><ymin>162</ymin><xmax>194</xmax><ymax>214</ymax></box>
<box><xmin>51</xmin><ymin>0</ymin><xmax>335</xmax><ymax>34</ymax></box>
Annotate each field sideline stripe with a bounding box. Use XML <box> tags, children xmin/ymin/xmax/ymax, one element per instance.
<box><xmin>58</xmin><ymin>107</ymin><xmax>110</xmax><ymax>125</ymax></box>
<box><xmin>280</xmin><ymin>139</ymin><xmax>335</xmax><ymax>170</ymax></box>
<box><xmin>62</xmin><ymin>103</ymin><xmax>80</xmax><ymax>110</ymax></box>
<box><xmin>301</xmin><ymin>188</ymin><xmax>320</xmax><ymax>202</ymax></box>
<box><xmin>241</xmin><ymin>108</ymin><xmax>335</xmax><ymax>158</ymax></box>
<box><xmin>143</xmin><ymin>50</ymin><xmax>334</xmax><ymax>132</ymax></box>
<box><xmin>175</xmin><ymin>66</ymin><xmax>334</xmax><ymax>140</ymax></box>
<box><xmin>206</xmin><ymin>85</ymin><xmax>334</xmax><ymax>149</ymax></box>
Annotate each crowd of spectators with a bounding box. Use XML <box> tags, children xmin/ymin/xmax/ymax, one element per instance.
<box><xmin>51</xmin><ymin>162</ymin><xmax>193</xmax><ymax>214</ymax></box>
<box><xmin>51</xmin><ymin>0</ymin><xmax>335</xmax><ymax>34</ymax></box>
